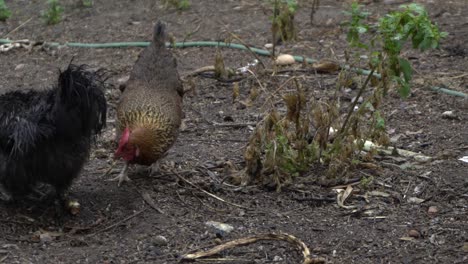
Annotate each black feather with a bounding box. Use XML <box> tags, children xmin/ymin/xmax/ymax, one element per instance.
<box><xmin>0</xmin><ymin>63</ymin><xmax>108</xmax><ymax>199</ymax></box>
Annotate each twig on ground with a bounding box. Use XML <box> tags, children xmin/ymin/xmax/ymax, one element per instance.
<box><xmin>90</xmin><ymin>208</ymin><xmax>146</xmax><ymax>235</ymax></box>
<box><xmin>181</xmin><ymin>232</ymin><xmax>325</xmax><ymax>264</ymax></box>
<box><xmin>141</xmin><ymin>191</ymin><xmax>165</xmax><ymax>214</ymax></box>
<box><xmin>103</xmin><ymin>160</ymin><xmax>117</xmax><ymax>177</ymax></box>
<box><xmin>3</xmin><ymin>17</ymin><xmax>33</xmax><ymax>38</ymax></box>
<box><xmin>185</xmin><ymin>65</ymin><xmax>216</xmax><ymax>77</ymax></box>
<box><xmin>172</xmin><ymin>170</ymin><xmax>250</xmax><ymax>210</ymax></box>
<box><xmin>212</xmin><ymin>122</ymin><xmax>257</xmax><ymax>128</ymax></box>
<box><xmin>0</xmin><ymin>253</ymin><xmax>9</xmax><ymax>263</ymax></box>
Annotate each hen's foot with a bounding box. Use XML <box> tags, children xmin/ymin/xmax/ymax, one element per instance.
<box><xmin>108</xmin><ymin>163</ymin><xmax>130</xmax><ymax>187</ymax></box>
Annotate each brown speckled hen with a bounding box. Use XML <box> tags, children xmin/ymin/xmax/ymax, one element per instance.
<box><xmin>112</xmin><ymin>21</ymin><xmax>183</xmax><ymax>186</ymax></box>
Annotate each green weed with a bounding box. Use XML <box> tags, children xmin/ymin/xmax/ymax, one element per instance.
<box><xmin>0</xmin><ymin>0</ymin><xmax>11</xmax><ymax>21</ymax></box>
<box><xmin>163</xmin><ymin>0</ymin><xmax>190</xmax><ymax>10</ymax></box>
<box><xmin>81</xmin><ymin>0</ymin><xmax>93</xmax><ymax>7</ymax></box>
<box><xmin>43</xmin><ymin>0</ymin><xmax>63</xmax><ymax>25</ymax></box>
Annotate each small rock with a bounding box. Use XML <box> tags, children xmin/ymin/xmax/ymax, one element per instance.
<box><xmin>441</xmin><ymin>110</ymin><xmax>458</xmax><ymax>120</ymax></box>
<box><xmin>15</xmin><ymin>64</ymin><xmax>25</xmax><ymax>71</ymax></box>
<box><xmin>428</xmin><ymin>206</ymin><xmax>438</xmax><ymax>216</ymax></box>
<box><xmin>151</xmin><ymin>235</ymin><xmax>168</xmax><ymax>246</ymax></box>
<box><xmin>408</xmin><ymin>229</ymin><xmax>420</xmax><ymax>238</ymax></box>
<box><xmin>205</xmin><ymin>221</ymin><xmax>234</xmax><ymax>236</ymax></box>
<box><xmin>40</xmin><ymin>233</ymin><xmax>53</xmax><ymax>243</ymax></box>
<box><xmin>273</xmin><ymin>255</ymin><xmax>284</xmax><ymax>262</ymax></box>
<box><xmin>264</xmin><ymin>43</ymin><xmax>273</xmax><ymax>49</ymax></box>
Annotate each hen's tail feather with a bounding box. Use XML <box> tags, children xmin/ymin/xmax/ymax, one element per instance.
<box><xmin>55</xmin><ymin>64</ymin><xmax>108</xmax><ymax>138</ymax></box>
<box><xmin>153</xmin><ymin>20</ymin><xmax>167</xmax><ymax>48</ymax></box>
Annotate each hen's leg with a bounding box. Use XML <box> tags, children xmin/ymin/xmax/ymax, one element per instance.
<box><xmin>0</xmin><ymin>183</ymin><xmax>12</xmax><ymax>202</ymax></box>
<box><xmin>148</xmin><ymin>159</ymin><xmax>163</xmax><ymax>176</ymax></box>
<box><xmin>108</xmin><ymin>162</ymin><xmax>131</xmax><ymax>187</ymax></box>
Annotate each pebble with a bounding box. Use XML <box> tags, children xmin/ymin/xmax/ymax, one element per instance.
<box><xmin>205</xmin><ymin>221</ymin><xmax>234</xmax><ymax>236</ymax></box>
<box><xmin>441</xmin><ymin>110</ymin><xmax>458</xmax><ymax>120</ymax></box>
<box><xmin>15</xmin><ymin>64</ymin><xmax>25</xmax><ymax>71</ymax></box>
<box><xmin>273</xmin><ymin>255</ymin><xmax>284</xmax><ymax>262</ymax></box>
<box><xmin>151</xmin><ymin>235</ymin><xmax>168</xmax><ymax>246</ymax></box>
<box><xmin>39</xmin><ymin>233</ymin><xmax>53</xmax><ymax>243</ymax></box>
<box><xmin>428</xmin><ymin>206</ymin><xmax>438</xmax><ymax>216</ymax></box>
<box><xmin>408</xmin><ymin>229</ymin><xmax>421</xmax><ymax>238</ymax></box>
<box><xmin>264</xmin><ymin>43</ymin><xmax>273</xmax><ymax>49</ymax></box>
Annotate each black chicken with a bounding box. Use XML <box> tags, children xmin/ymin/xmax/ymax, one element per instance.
<box><xmin>0</xmin><ymin>64</ymin><xmax>107</xmax><ymax>211</ymax></box>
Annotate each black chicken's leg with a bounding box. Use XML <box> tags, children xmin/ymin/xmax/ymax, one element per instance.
<box><xmin>0</xmin><ymin>183</ymin><xmax>12</xmax><ymax>202</ymax></box>
<box><xmin>54</xmin><ymin>191</ymin><xmax>67</xmax><ymax>227</ymax></box>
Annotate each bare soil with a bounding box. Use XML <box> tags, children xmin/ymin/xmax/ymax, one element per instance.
<box><xmin>0</xmin><ymin>0</ymin><xmax>467</xmax><ymax>263</ymax></box>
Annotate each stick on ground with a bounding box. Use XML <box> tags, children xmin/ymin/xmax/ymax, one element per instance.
<box><xmin>181</xmin><ymin>233</ymin><xmax>326</xmax><ymax>264</ymax></box>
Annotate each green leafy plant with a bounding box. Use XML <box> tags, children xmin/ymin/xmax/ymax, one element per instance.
<box><xmin>81</xmin><ymin>0</ymin><xmax>93</xmax><ymax>7</ymax></box>
<box><xmin>344</xmin><ymin>2</ymin><xmax>447</xmax><ymax>97</ymax></box>
<box><xmin>270</xmin><ymin>0</ymin><xmax>298</xmax><ymax>43</ymax></box>
<box><xmin>163</xmin><ymin>0</ymin><xmax>190</xmax><ymax>10</ymax></box>
<box><xmin>43</xmin><ymin>0</ymin><xmax>63</xmax><ymax>25</ymax></box>
<box><xmin>324</xmin><ymin>2</ymin><xmax>446</xmax><ymax>177</ymax></box>
<box><xmin>0</xmin><ymin>0</ymin><xmax>12</xmax><ymax>21</ymax></box>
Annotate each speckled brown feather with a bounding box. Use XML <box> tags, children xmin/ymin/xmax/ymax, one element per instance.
<box><xmin>116</xmin><ymin>21</ymin><xmax>183</xmax><ymax>165</ymax></box>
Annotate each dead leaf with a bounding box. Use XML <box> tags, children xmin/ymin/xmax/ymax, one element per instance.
<box><xmin>337</xmin><ymin>185</ymin><xmax>355</xmax><ymax>209</ymax></box>
<box><xmin>312</xmin><ymin>59</ymin><xmax>341</xmax><ymax>73</ymax></box>
<box><xmin>462</xmin><ymin>242</ymin><xmax>468</xmax><ymax>252</ymax></box>
<box><xmin>407</xmin><ymin>197</ymin><xmax>425</xmax><ymax>204</ymax></box>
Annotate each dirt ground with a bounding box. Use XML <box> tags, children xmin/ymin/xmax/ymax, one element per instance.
<box><xmin>0</xmin><ymin>0</ymin><xmax>467</xmax><ymax>263</ymax></box>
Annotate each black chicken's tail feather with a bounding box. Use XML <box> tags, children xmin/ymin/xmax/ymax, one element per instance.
<box><xmin>153</xmin><ymin>20</ymin><xmax>167</xmax><ymax>48</ymax></box>
<box><xmin>55</xmin><ymin>64</ymin><xmax>108</xmax><ymax>138</ymax></box>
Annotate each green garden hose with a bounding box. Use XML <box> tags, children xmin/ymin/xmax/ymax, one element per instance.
<box><xmin>0</xmin><ymin>38</ymin><xmax>465</xmax><ymax>98</ymax></box>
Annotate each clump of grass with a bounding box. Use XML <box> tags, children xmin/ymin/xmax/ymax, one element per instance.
<box><xmin>270</xmin><ymin>0</ymin><xmax>298</xmax><ymax>43</ymax></box>
<box><xmin>163</xmin><ymin>0</ymin><xmax>190</xmax><ymax>10</ymax></box>
<box><xmin>43</xmin><ymin>0</ymin><xmax>63</xmax><ymax>25</ymax></box>
<box><xmin>0</xmin><ymin>0</ymin><xmax>12</xmax><ymax>21</ymax></box>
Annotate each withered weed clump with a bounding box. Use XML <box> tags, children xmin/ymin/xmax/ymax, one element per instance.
<box><xmin>270</xmin><ymin>0</ymin><xmax>298</xmax><ymax>43</ymax></box>
<box><xmin>234</xmin><ymin>3</ymin><xmax>446</xmax><ymax>190</ymax></box>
